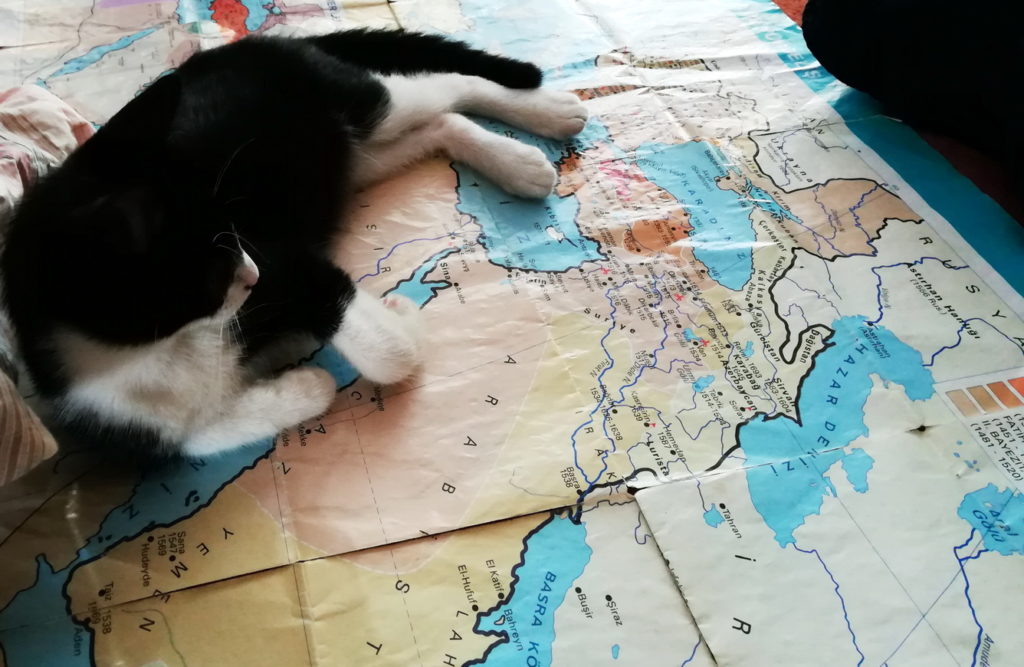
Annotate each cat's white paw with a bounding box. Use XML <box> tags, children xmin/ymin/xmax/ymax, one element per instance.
<box><xmin>514</xmin><ymin>89</ymin><xmax>589</xmax><ymax>139</ymax></box>
<box><xmin>334</xmin><ymin>290</ymin><xmax>422</xmax><ymax>385</ymax></box>
<box><xmin>272</xmin><ymin>367</ymin><xmax>336</xmax><ymax>424</ymax></box>
<box><xmin>492</xmin><ymin>142</ymin><xmax>558</xmax><ymax>199</ymax></box>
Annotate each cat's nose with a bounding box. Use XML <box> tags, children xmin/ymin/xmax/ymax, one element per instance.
<box><xmin>237</xmin><ymin>251</ymin><xmax>259</xmax><ymax>289</ymax></box>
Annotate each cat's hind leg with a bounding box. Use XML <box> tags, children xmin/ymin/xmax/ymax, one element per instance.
<box><xmin>355</xmin><ymin>113</ymin><xmax>557</xmax><ymax>198</ymax></box>
<box><xmin>370</xmin><ymin>73</ymin><xmax>588</xmax><ymax>143</ymax></box>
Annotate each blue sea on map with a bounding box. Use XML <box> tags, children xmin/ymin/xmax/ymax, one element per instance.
<box><xmin>476</xmin><ymin>515</ymin><xmax>590</xmax><ymax>666</ymax></box>
<box><xmin>740</xmin><ymin>316</ymin><xmax>934</xmax><ymax>546</ymax></box>
<box><xmin>451</xmin><ymin>113</ymin><xmax>609</xmax><ymax>274</ymax></box>
<box><xmin>0</xmin><ymin>440</ymin><xmax>276</xmax><ymax>665</ymax></box>
<box><xmin>632</xmin><ymin>142</ymin><xmax>758</xmax><ymax>291</ymax></box>
<box><xmin>454</xmin><ymin>166</ymin><xmax>604</xmax><ymax>272</ymax></box>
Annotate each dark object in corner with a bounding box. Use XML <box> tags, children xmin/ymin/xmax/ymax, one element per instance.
<box><xmin>802</xmin><ymin>0</ymin><xmax>1024</xmax><ymax>192</ymax></box>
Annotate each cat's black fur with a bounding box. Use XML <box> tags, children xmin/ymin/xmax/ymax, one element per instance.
<box><xmin>0</xmin><ymin>30</ymin><xmax>542</xmax><ymax>453</ymax></box>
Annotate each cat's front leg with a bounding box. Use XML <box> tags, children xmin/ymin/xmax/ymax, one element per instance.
<box><xmin>332</xmin><ymin>289</ymin><xmax>422</xmax><ymax>384</ymax></box>
<box><xmin>181</xmin><ymin>367</ymin><xmax>336</xmax><ymax>457</ymax></box>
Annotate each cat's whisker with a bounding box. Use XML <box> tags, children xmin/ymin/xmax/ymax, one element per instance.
<box><xmin>232</xmin><ymin>229</ymin><xmax>269</xmax><ymax>265</ymax></box>
<box><xmin>211</xmin><ymin>138</ymin><xmax>256</xmax><ymax>198</ymax></box>
<box><xmin>228</xmin><ymin>316</ymin><xmax>246</xmax><ymax>348</ymax></box>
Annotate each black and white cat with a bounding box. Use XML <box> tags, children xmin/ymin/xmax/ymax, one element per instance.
<box><xmin>0</xmin><ymin>29</ymin><xmax>587</xmax><ymax>458</ymax></box>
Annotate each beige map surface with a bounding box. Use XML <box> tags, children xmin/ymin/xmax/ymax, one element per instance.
<box><xmin>1</xmin><ymin>0</ymin><xmax>1023</xmax><ymax>665</ymax></box>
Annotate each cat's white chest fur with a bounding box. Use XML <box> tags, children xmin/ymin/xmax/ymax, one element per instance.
<box><xmin>55</xmin><ymin>319</ymin><xmax>244</xmax><ymax>438</ymax></box>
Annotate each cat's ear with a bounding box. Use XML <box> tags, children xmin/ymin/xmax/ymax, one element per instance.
<box><xmin>94</xmin><ymin>73</ymin><xmax>182</xmax><ymax>154</ymax></box>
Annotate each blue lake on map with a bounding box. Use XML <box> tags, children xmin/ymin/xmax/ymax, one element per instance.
<box><xmin>703</xmin><ymin>506</ymin><xmax>726</xmax><ymax>528</ymax></box>
<box><xmin>738</xmin><ymin>316</ymin><xmax>934</xmax><ymax>546</ymax></box>
<box><xmin>693</xmin><ymin>375</ymin><xmax>715</xmax><ymax>392</ymax></box>
<box><xmin>958</xmin><ymin>484</ymin><xmax>1024</xmax><ymax>556</ymax></box>
<box><xmin>475</xmin><ymin>515</ymin><xmax>590</xmax><ymax>666</ymax></box>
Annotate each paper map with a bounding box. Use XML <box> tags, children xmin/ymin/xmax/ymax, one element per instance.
<box><xmin>1</xmin><ymin>0</ymin><xmax>1023</xmax><ymax>665</ymax></box>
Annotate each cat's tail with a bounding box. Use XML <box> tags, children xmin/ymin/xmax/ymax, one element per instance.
<box><xmin>305</xmin><ymin>28</ymin><xmax>543</xmax><ymax>90</ymax></box>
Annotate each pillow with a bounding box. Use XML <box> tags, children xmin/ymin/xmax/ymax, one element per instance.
<box><xmin>0</xmin><ymin>84</ymin><xmax>94</xmax><ymax>485</ymax></box>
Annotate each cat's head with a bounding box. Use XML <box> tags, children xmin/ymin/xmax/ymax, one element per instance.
<box><xmin>26</xmin><ymin>72</ymin><xmax>261</xmax><ymax>345</ymax></box>
<box><xmin>51</xmin><ymin>187</ymin><xmax>260</xmax><ymax>344</ymax></box>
